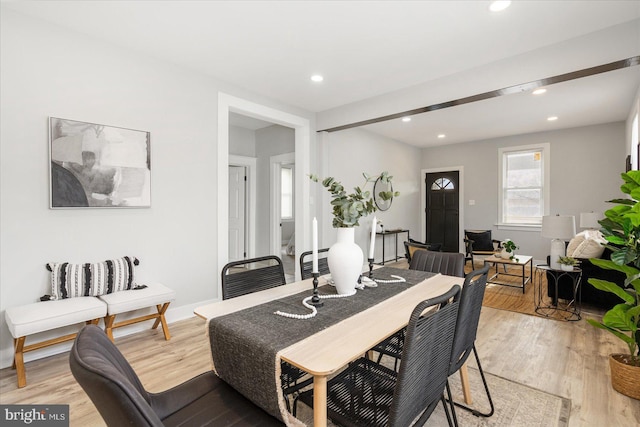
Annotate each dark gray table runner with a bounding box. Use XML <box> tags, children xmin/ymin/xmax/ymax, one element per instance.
<box><xmin>208</xmin><ymin>267</ymin><xmax>436</xmax><ymax>422</ymax></box>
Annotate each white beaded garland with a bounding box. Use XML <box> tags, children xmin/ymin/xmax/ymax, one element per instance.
<box><xmin>274</xmin><ymin>289</ymin><xmax>357</xmax><ymax>319</ymax></box>
<box><xmin>373</xmin><ymin>275</ymin><xmax>406</xmax><ymax>284</ymax></box>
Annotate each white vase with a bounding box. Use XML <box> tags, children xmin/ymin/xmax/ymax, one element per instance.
<box><xmin>560</xmin><ymin>264</ymin><xmax>573</xmax><ymax>271</ymax></box>
<box><xmin>501</xmin><ymin>248</ymin><xmax>511</xmax><ymax>259</ymax></box>
<box><xmin>328</xmin><ymin>228</ymin><xmax>363</xmax><ymax>295</ymax></box>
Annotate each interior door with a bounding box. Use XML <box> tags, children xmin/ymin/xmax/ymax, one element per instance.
<box><xmin>425</xmin><ymin>171</ymin><xmax>459</xmax><ymax>252</ymax></box>
<box><xmin>228</xmin><ymin>166</ymin><xmax>246</xmax><ymax>262</ymax></box>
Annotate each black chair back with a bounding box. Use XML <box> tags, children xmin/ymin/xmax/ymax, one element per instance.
<box><xmin>70</xmin><ymin>325</ymin><xmax>164</xmax><ymax>426</ymax></box>
<box><xmin>299</xmin><ymin>248</ymin><xmax>330</xmax><ymax>280</ymax></box>
<box><xmin>404</xmin><ymin>240</ymin><xmax>442</xmax><ymax>263</ymax></box>
<box><xmin>221</xmin><ymin>255</ymin><xmax>286</xmax><ymax>300</ymax></box>
<box><xmin>409</xmin><ymin>250</ymin><xmax>465</xmax><ymax>277</ymax></box>
<box><xmin>388</xmin><ymin>285</ymin><xmax>461</xmax><ymax>427</ymax></box>
<box><xmin>449</xmin><ymin>265</ymin><xmax>490</xmax><ymax>374</ymax></box>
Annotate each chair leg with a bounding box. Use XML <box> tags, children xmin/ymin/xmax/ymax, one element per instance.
<box><xmin>441</xmin><ymin>395</ymin><xmax>455</xmax><ymax>427</ymax></box>
<box><xmin>446</xmin><ymin>381</ymin><xmax>459</xmax><ymax>427</ymax></box>
<box><xmin>452</xmin><ymin>345</ymin><xmax>495</xmax><ymax>418</ymax></box>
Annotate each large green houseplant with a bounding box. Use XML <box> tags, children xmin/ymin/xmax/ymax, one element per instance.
<box><xmin>586</xmin><ymin>171</ymin><xmax>640</xmax><ymax>399</ymax></box>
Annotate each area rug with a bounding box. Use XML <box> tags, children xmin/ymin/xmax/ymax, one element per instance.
<box><xmin>295</xmin><ymin>367</ymin><xmax>570</xmax><ymax>426</ymax></box>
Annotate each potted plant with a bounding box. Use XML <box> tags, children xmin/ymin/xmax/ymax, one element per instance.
<box><xmin>557</xmin><ymin>256</ymin><xmax>578</xmax><ymax>271</ymax></box>
<box><xmin>310</xmin><ymin>172</ymin><xmax>399</xmax><ymax>294</ymax></box>
<box><xmin>586</xmin><ymin>171</ymin><xmax>640</xmax><ymax>400</ymax></box>
<box><xmin>501</xmin><ymin>239</ymin><xmax>519</xmax><ymax>261</ymax></box>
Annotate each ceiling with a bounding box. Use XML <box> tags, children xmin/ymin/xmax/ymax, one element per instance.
<box><xmin>4</xmin><ymin>1</ymin><xmax>640</xmax><ymax>147</ymax></box>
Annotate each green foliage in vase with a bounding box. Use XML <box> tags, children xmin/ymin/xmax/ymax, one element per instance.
<box><xmin>557</xmin><ymin>256</ymin><xmax>578</xmax><ymax>266</ymax></box>
<box><xmin>586</xmin><ymin>171</ymin><xmax>640</xmax><ymax>366</ymax></box>
<box><xmin>309</xmin><ymin>172</ymin><xmax>399</xmax><ymax>228</ymax></box>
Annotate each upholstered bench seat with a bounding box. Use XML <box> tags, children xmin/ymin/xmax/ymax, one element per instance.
<box><xmin>5</xmin><ymin>297</ymin><xmax>107</xmax><ymax>388</ymax></box>
<box><xmin>98</xmin><ymin>282</ymin><xmax>175</xmax><ymax>341</ymax></box>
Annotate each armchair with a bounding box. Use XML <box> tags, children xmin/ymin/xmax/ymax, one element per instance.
<box><xmin>464</xmin><ymin>230</ymin><xmax>501</xmax><ymax>267</ymax></box>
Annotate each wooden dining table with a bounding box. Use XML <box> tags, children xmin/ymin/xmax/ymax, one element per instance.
<box><xmin>195</xmin><ymin>269</ymin><xmax>468</xmax><ymax>427</ymax></box>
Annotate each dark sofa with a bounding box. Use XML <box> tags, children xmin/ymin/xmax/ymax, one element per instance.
<box><xmin>547</xmin><ymin>247</ymin><xmax>626</xmax><ymax>309</ymax></box>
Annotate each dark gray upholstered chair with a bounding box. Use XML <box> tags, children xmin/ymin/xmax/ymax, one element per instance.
<box><xmin>69</xmin><ymin>325</ymin><xmax>282</xmax><ymax>427</ymax></box>
<box><xmin>372</xmin><ymin>251</ymin><xmax>465</xmax><ymax>370</ymax></box>
<box><xmin>299</xmin><ymin>248</ymin><xmax>330</xmax><ymax>280</ymax></box>
<box><xmin>296</xmin><ymin>285</ymin><xmax>460</xmax><ymax>427</ymax></box>
<box><xmin>446</xmin><ymin>265</ymin><xmax>494</xmax><ymax>425</ymax></box>
<box><xmin>221</xmin><ymin>255</ymin><xmax>286</xmax><ymax>300</ymax></box>
<box><xmin>403</xmin><ymin>240</ymin><xmax>443</xmax><ymax>263</ymax></box>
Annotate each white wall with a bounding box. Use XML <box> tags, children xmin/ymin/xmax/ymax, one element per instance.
<box><xmin>320</xmin><ymin>128</ymin><xmax>422</xmax><ymax>262</ymax></box>
<box><xmin>0</xmin><ymin>9</ymin><xmax>313</xmax><ymax>368</ymax></box>
<box><xmin>229</xmin><ymin>125</ymin><xmax>257</xmax><ymax>157</ymax></box>
<box><xmin>421</xmin><ymin>122</ymin><xmax>626</xmax><ymax>262</ymax></box>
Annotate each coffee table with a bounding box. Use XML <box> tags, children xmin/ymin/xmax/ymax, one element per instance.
<box><xmin>483</xmin><ymin>254</ymin><xmax>533</xmax><ymax>293</ymax></box>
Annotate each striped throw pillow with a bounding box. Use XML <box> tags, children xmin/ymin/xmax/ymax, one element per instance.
<box><xmin>47</xmin><ymin>256</ymin><xmax>139</xmax><ymax>300</ymax></box>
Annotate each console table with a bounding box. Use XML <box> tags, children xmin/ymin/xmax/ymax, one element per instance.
<box><xmin>375</xmin><ymin>229</ymin><xmax>409</xmax><ymax>265</ymax></box>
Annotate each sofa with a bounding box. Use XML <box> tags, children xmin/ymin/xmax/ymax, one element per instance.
<box><xmin>547</xmin><ymin>246</ymin><xmax>626</xmax><ymax>309</ymax></box>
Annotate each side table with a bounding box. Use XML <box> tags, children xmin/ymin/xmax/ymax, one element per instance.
<box><xmin>534</xmin><ymin>264</ymin><xmax>582</xmax><ymax>321</ymax></box>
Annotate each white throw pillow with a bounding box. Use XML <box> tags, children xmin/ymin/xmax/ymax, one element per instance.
<box><xmin>572</xmin><ymin>239</ymin><xmax>605</xmax><ymax>259</ymax></box>
<box><xmin>566</xmin><ymin>235</ymin><xmax>585</xmax><ymax>257</ymax></box>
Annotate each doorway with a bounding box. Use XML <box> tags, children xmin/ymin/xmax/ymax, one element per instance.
<box><xmin>425</xmin><ymin>170</ymin><xmax>460</xmax><ymax>252</ymax></box>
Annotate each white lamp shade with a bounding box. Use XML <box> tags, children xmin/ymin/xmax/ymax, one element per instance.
<box><xmin>580</xmin><ymin>212</ymin><xmax>601</xmax><ymax>229</ymax></box>
<box><xmin>541</xmin><ymin>215</ymin><xmax>576</xmax><ymax>240</ymax></box>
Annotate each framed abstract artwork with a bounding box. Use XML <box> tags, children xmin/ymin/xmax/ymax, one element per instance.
<box><xmin>49</xmin><ymin>117</ymin><xmax>151</xmax><ymax>208</ymax></box>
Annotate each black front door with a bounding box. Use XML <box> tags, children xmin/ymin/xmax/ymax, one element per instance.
<box><xmin>426</xmin><ymin>171</ymin><xmax>459</xmax><ymax>252</ymax></box>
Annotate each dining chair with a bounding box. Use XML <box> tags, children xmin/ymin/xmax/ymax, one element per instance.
<box><xmin>446</xmin><ymin>265</ymin><xmax>494</xmax><ymax>426</ymax></box>
<box><xmin>295</xmin><ymin>285</ymin><xmax>461</xmax><ymax>427</ymax></box>
<box><xmin>221</xmin><ymin>254</ymin><xmax>310</xmax><ymax>410</ymax></box>
<box><xmin>69</xmin><ymin>325</ymin><xmax>283</xmax><ymax>427</ymax></box>
<box><xmin>298</xmin><ymin>248</ymin><xmax>330</xmax><ymax>279</ymax></box>
<box><xmin>403</xmin><ymin>240</ymin><xmax>443</xmax><ymax>263</ymax></box>
<box><xmin>371</xmin><ymin>250</ymin><xmax>465</xmax><ymax>370</ymax></box>
<box><xmin>221</xmin><ymin>255</ymin><xmax>286</xmax><ymax>300</ymax></box>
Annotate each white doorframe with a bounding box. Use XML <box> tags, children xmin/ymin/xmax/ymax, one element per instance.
<box><xmin>229</xmin><ymin>155</ymin><xmax>257</xmax><ymax>260</ymax></box>
<box><xmin>218</xmin><ymin>93</ymin><xmax>310</xmax><ymax>297</ymax></box>
<box><xmin>421</xmin><ymin>166</ymin><xmax>465</xmax><ymax>253</ymax></box>
<box><xmin>270</xmin><ymin>152</ymin><xmax>295</xmax><ymax>256</ymax></box>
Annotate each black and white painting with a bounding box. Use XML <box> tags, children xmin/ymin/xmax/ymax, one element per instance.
<box><xmin>49</xmin><ymin>117</ymin><xmax>151</xmax><ymax>208</ymax></box>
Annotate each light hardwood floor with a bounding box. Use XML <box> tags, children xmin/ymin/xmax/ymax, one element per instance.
<box><xmin>1</xmin><ymin>302</ymin><xmax>638</xmax><ymax>426</ymax></box>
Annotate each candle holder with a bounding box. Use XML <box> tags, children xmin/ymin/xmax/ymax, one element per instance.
<box><xmin>309</xmin><ymin>272</ymin><xmax>324</xmax><ymax>307</ymax></box>
<box><xmin>368</xmin><ymin>258</ymin><xmax>374</xmax><ymax>278</ymax></box>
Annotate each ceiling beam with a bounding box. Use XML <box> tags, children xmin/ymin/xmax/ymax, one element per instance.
<box><xmin>318</xmin><ymin>56</ymin><xmax>640</xmax><ymax>133</ymax></box>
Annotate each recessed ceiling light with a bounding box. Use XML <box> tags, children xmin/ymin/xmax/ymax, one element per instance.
<box><xmin>533</xmin><ymin>88</ymin><xmax>547</xmax><ymax>95</ymax></box>
<box><xmin>547</xmin><ymin>116</ymin><xmax>558</xmax><ymax>121</ymax></box>
<box><xmin>437</xmin><ymin>134</ymin><xmax>446</xmax><ymax>139</ymax></box>
<box><xmin>310</xmin><ymin>75</ymin><xmax>324</xmax><ymax>82</ymax></box>
<box><xmin>402</xmin><ymin>117</ymin><xmax>411</xmax><ymax>122</ymax></box>
<box><xmin>489</xmin><ymin>1</ymin><xmax>511</xmax><ymax>12</ymax></box>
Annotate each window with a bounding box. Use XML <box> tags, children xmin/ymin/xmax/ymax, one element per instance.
<box><xmin>281</xmin><ymin>166</ymin><xmax>294</xmax><ymax>219</ymax></box>
<box><xmin>498</xmin><ymin>143</ymin><xmax>549</xmax><ymax>227</ymax></box>
<box><xmin>431</xmin><ymin>177</ymin><xmax>455</xmax><ymax>190</ymax></box>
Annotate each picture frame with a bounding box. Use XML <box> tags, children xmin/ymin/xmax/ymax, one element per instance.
<box><xmin>49</xmin><ymin>117</ymin><xmax>151</xmax><ymax>208</ymax></box>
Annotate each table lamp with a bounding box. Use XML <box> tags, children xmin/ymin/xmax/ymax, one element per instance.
<box><xmin>541</xmin><ymin>215</ymin><xmax>576</xmax><ymax>269</ymax></box>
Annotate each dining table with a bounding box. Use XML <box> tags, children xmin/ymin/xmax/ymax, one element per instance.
<box><xmin>195</xmin><ymin>267</ymin><xmax>468</xmax><ymax>427</ymax></box>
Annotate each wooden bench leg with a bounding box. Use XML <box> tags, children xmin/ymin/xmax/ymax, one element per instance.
<box><xmin>152</xmin><ymin>303</ymin><xmax>171</xmax><ymax>341</ymax></box>
<box><xmin>104</xmin><ymin>315</ymin><xmax>116</xmax><ymax>342</ymax></box>
<box><xmin>13</xmin><ymin>337</ymin><xmax>26</xmax><ymax>388</ymax></box>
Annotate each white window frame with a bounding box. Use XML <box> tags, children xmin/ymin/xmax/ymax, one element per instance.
<box><xmin>497</xmin><ymin>143</ymin><xmax>550</xmax><ymax>231</ymax></box>
<box><xmin>280</xmin><ymin>165</ymin><xmax>294</xmax><ymax>220</ymax></box>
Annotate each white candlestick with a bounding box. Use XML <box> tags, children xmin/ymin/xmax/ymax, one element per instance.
<box><xmin>312</xmin><ymin>217</ymin><xmax>318</xmax><ymax>273</ymax></box>
<box><xmin>369</xmin><ymin>216</ymin><xmax>377</xmax><ymax>259</ymax></box>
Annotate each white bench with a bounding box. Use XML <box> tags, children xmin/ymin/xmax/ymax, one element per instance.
<box><xmin>99</xmin><ymin>282</ymin><xmax>176</xmax><ymax>341</ymax></box>
<box><xmin>5</xmin><ymin>297</ymin><xmax>107</xmax><ymax>388</ymax></box>
<box><xmin>4</xmin><ymin>282</ymin><xmax>175</xmax><ymax>388</ymax></box>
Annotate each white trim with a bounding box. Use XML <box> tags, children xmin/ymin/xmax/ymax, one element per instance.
<box><xmin>229</xmin><ymin>155</ymin><xmax>257</xmax><ymax>260</ymax></box>
<box><xmin>218</xmin><ymin>93</ymin><xmax>310</xmax><ymax>295</ymax></box>
<box><xmin>421</xmin><ymin>166</ymin><xmax>465</xmax><ymax>253</ymax></box>
<box><xmin>498</xmin><ymin>143</ymin><xmax>550</xmax><ymax>226</ymax></box>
